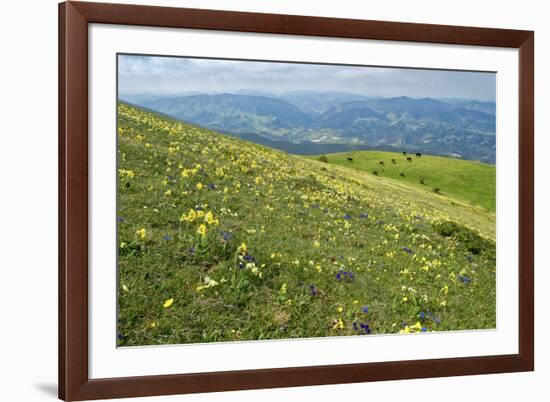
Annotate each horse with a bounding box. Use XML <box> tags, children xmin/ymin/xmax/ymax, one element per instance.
<box><xmin>407</xmin><ymin>157</ymin><xmax>412</xmax><ymax>162</ymax></box>
<box><xmin>416</xmin><ymin>153</ymin><xmax>421</xmax><ymax>158</ymax></box>
<box><xmin>378</xmin><ymin>161</ymin><xmax>385</xmax><ymax>166</ymax></box>
<box><xmin>347</xmin><ymin>157</ymin><xmax>353</xmax><ymax>163</ymax></box>
<box><xmin>402</xmin><ymin>152</ymin><xmax>407</xmax><ymax>156</ymax></box>
<box><xmin>391</xmin><ymin>159</ymin><xmax>396</xmax><ymax>164</ymax></box>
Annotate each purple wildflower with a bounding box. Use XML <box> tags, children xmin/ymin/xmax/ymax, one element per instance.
<box><xmin>359</xmin><ymin>323</ymin><xmax>371</xmax><ymax>334</ymax></box>
<box><xmin>308</xmin><ymin>284</ymin><xmax>318</xmax><ymax>297</ymax></box>
<box><xmin>402</xmin><ymin>247</ymin><xmax>414</xmax><ymax>254</ymax></box>
<box><xmin>336</xmin><ymin>270</ymin><xmax>354</xmax><ymax>281</ymax></box>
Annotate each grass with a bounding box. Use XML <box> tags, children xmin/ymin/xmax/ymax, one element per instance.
<box><xmin>310</xmin><ymin>151</ymin><xmax>496</xmax><ymax>212</ymax></box>
<box><xmin>117</xmin><ymin>102</ymin><xmax>496</xmax><ymax>347</ymax></box>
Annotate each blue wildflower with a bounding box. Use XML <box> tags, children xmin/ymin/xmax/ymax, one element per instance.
<box><xmin>458</xmin><ymin>275</ymin><xmax>471</xmax><ymax>284</ymax></box>
<box><xmin>163</xmin><ymin>235</ymin><xmax>172</xmax><ymax>241</ymax></box>
<box><xmin>402</xmin><ymin>247</ymin><xmax>414</xmax><ymax>254</ymax></box>
<box><xmin>359</xmin><ymin>213</ymin><xmax>368</xmax><ymax>218</ymax></box>
<box><xmin>421</xmin><ymin>327</ymin><xmax>428</xmax><ymax>332</ymax></box>
<box><xmin>362</xmin><ymin>306</ymin><xmax>369</xmax><ymax>313</ymax></box>
<box><xmin>419</xmin><ymin>311</ymin><xmax>426</xmax><ymax>320</ymax></box>
<box><xmin>343</xmin><ymin>214</ymin><xmax>352</xmax><ymax>220</ymax></box>
<box><xmin>208</xmin><ymin>183</ymin><xmax>217</xmax><ymax>190</ymax></box>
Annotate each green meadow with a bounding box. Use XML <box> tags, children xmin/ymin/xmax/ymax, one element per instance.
<box><xmin>309</xmin><ymin>151</ymin><xmax>496</xmax><ymax>212</ymax></box>
<box><xmin>117</xmin><ymin>103</ymin><xmax>496</xmax><ymax>347</ymax></box>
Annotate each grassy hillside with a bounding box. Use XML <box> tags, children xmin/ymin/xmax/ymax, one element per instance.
<box><xmin>117</xmin><ymin>103</ymin><xmax>496</xmax><ymax>347</ymax></box>
<box><xmin>309</xmin><ymin>151</ymin><xmax>496</xmax><ymax>212</ymax></box>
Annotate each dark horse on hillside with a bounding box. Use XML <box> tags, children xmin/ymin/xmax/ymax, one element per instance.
<box><xmin>347</xmin><ymin>157</ymin><xmax>353</xmax><ymax>163</ymax></box>
<box><xmin>416</xmin><ymin>153</ymin><xmax>422</xmax><ymax>158</ymax></box>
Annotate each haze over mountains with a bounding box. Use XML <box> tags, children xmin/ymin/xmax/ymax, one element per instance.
<box><xmin>121</xmin><ymin>91</ymin><xmax>496</xmax><ymax>163</ymax></box>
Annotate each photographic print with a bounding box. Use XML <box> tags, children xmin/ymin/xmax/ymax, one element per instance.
<box><xmin>116</xmin><ymin>54</ymin><xmax>496</xmax><ymax>347</ymax></box>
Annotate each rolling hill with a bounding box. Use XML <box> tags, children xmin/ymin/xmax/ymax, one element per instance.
<box><xmin>121</xmin><ymin>92</ymin><xmax>496</xmax><ymax>163</ymax></box>
<box><xmin>116</xmin><ymin>103</ymin><xmax>495</xmax><ymax>346</ymax></box>
<box><xmin>310</xmin><ymin>151</ymin><xmax>496</xmax><ymax>212</ymax></box>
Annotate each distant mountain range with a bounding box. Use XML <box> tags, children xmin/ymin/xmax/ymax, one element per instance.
<box><xmin>120</xmin><ymin>91</ymin><xmax>496</xmax><ymax>163</ymax></box>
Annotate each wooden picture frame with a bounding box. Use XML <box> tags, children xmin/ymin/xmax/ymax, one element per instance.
<box><xmin>59</xmin><ymin>1</ymin><xmax>534</xmax><ymax>400</ymax></box>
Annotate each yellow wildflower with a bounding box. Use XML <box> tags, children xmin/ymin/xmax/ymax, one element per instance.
<box><xmin>197</xmin><ymin>224</ymin><xmax>207</xmax><ymax>238</ymax></box>
<box><xmin>118</xmin><ymin>168</ymin><xmax>135</xmax><ymax>179</ymax></box>
<box><xmin>163</xmin><ymin>298</ymin><xmax>174</xmax><ymax>308</ymax></box>
<box><xmin>180</xmin><ymin>209</ymin><xmax>197</xmax><ymax>222</ymax></box>
<box><xmin>204</xmin><ymin>211</ymin><xmax>219</xmax><ymax>225</ymax></box>
<box><xmin>136</xmin><ymin>228</ymin><xmax>146</xmax><ymax>239</ymax></box>
<box><xmin>237</xmin><ymin>242</ymin><xmax>247</xmax><ymax>254</ymax></box>
<box><xmin>400</xmin><ymin>326</ymin><xmax>411</xmax><ymax>334</ymax></box>
<box><xmin>411</xmin><ymin>322</ymin><xmax>422</xmax><ymax>331</ymax></box>
<box><xmin>332</xmin><ymin>318</ymin><xmax>345</xmax><ymax>330</ymax></box>
<box><xmin>196</xmin><ymin>182</ymin><xmax>203</xmax><ymax>190</ymax></box>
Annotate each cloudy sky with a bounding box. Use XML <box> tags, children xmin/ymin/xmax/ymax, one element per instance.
<box><xmin>118</xmin><ymin>54</ymin><xmax>496</xmax><ymax>101</ymax></box>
